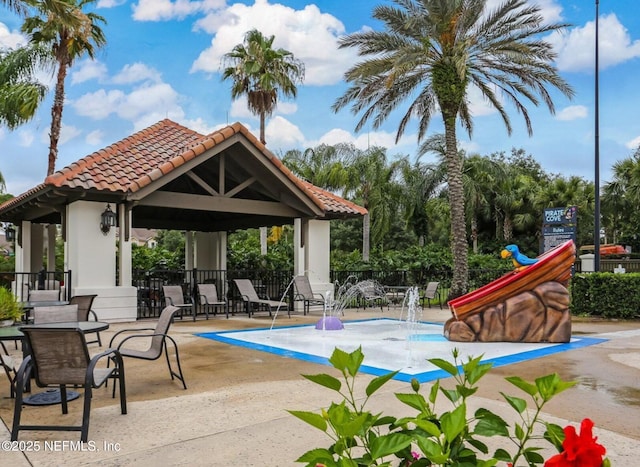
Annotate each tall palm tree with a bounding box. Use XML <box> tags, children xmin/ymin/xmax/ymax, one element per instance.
<box><xmin>22</xmin><ymin>0</ymin><xmax>106</xmax><ymax>175</ymax></box>
<box><xmin>0</xmin><ymin>45</ymin><xmax>50</xmax><ymax>129</ymax></box>
<box><xmin>333</xmin><ymin>0</ymin><xmax>573</xmax><ymax>299</ymax></box>
<box><xmin>222</xmin><ymin>29</ymin><xmax>305</xmax><ymax>145</ymax></box>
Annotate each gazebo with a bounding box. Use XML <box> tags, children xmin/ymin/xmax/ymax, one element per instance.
<box><xmin>0</xmin><ymin>119</ymin><xmax>366</xmax><ymax>321</ymax></box>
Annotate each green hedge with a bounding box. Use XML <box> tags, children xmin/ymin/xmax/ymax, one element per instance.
<box><xmin>570</xmin><ymin>272</ymin><xmax>640</xmax><ymax>319</ymax></box>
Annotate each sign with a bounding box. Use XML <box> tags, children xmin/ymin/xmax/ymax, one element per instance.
<box><xmin>541</xmin><ymin>206</ymin><xmax>576</xmax><ymax>253</ymax></box>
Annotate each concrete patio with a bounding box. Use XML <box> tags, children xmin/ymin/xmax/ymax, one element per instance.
<box><xmin>1</xmin><ymin>307</ymin><xmax>639</xmax><ymax>466</ymax></box>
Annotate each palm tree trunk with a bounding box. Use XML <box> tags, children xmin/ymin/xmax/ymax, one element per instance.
<box><xmin>444</xmin><ymin>120</ymin><xmax>468</xmax><ymax>299</ymax></box>
<box><xmin>259</xmin><ymin>111</ymin><xmax>266</xmax><ymax>145</ymax></box>
<box><xmin>48</xmin><ymin>60</ymin><xmax>67</xmax><ymax>176</ymax></box>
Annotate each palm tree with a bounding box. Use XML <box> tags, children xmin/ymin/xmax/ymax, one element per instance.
<box><xmin>333</xmin><ymin>0</ymin><xmax>573</xmax><ymax>299</ymax></box>
<box><xmin>22</xmin><ymin>0</ymin><xmax>106</xmax><ymax>175</ymax></box>
<box><xmin>0</xmin><ymin>45</ymin><xmax>50</xmax><ymax>129</ymax></box>
<box><xmin>222</xmin><ymin>29</ymin><xmax>305</xmax><ymax>145</ymax></box>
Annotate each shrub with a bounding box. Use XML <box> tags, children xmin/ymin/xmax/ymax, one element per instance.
<box><xmin>290</xmin><ymin>347</ymin><xmax>609</xmax><ymax>467</ymax></box>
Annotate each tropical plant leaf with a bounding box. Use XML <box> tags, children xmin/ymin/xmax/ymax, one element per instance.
<box><xmin>366</xmin><ymin>370</ymin><xmax>398</xmax><ymax>397</ymax></box>
<box><xmin>288</xmin><ymin>410</ymin><xmax>328</xmax><ymax>432</ymax></box>
<box><xmin>303</xmin><ymin>373</ymin><xmax>342</xmax><ymax>392</ymax></box>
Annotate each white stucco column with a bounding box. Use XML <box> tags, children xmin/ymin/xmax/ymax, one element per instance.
<box><xmin>305</xmin><ymin>219</ymin><xmax>333</xmax><ymax>297</ymax></box>
<box><xmin>117</xmin><ymin>208</ymin><xmax>132</xmax><ymax>287</ymax></box>
<box><xmin>11</xmin><ymin>221</ymin><xmax>32</xmax><ymax>300</ymax></box>
<box><xmin>66</xmin><ymin>201</ymin><xmax>136</xmax><ymax>322</ymax></box>
<box><xmin>184</xmin><ymin>231</ymin><xmax>194</xmax><ymax>270</ymax></box>
<box><xmin>46</xmin><ymin>224</ymin><xmax>57</xmax><ymax>270</ymax></box>
<box><xmin>14</xmin><ymin>221</ymin><xmax>31</xmax><ymax>274</ymax></box>
<box><xmin>30</xmin><ymin>223</ymin><xmax>44</xmax><ymax>273</ymax></box>
<box><xmin>293</xmin><ymin>219</ymin><xmax>305</xmax><ymax>277</ymax></box>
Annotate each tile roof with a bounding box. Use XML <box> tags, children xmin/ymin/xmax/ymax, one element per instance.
<box><xmin>0</xmin><ymin>119</ymin><xmax>367</xmax><ymax>218</ymax></box>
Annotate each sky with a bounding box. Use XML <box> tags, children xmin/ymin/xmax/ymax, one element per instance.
<box><xmin>1</xmin><ymin>0</ymin><xmax>639</xmax><ymax>197</ymax></box>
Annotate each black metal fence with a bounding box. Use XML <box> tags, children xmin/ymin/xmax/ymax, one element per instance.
<box><xmin>132</xmin><ymin>267</ymin><xmax>513</xmax><ymax>319</ymax></box>
<box><xmin>0</xmin><ymin>270</ymin><xmax>72</xmax><ymax>301</ymax></box>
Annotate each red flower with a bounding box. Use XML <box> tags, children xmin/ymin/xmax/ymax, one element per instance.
<box><xmin>544</xmin><ymin>418</ymin><xmax>606</xmax><ymax>467</ymax></box>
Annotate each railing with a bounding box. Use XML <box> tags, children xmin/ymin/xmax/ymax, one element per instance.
<box><xmin>0</xmin><ymin>270</ymin><xmax>72</xmax><ymax>301</ymax></box>
<box><xmin>132</xmin><ymin>268</ymin><xmax>296</xmax><ymax>318</ymax></box>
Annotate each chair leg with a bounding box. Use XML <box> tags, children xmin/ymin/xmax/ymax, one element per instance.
<box><xmin>163</xmin><ymin>337</ymin><xmax>187</xmax><ymax>389</ymax></box>
<box><xmin>60</xmin><ymin>385</ymin><xmax>69</xmax><ymax>414</ymax></box>
<box><xmin>81</xmin><ymin>385</ymin><xmax>92</xmax><ymax>442</ymax></box>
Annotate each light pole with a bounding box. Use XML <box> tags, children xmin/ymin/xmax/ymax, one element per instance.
<box><xmin>594</xmin><ymin>0</ymin><xmax>601</xmax><ymax>271</ymax></box>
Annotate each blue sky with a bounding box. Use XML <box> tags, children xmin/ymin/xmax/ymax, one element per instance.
<box><xmin>1</xmin><ymin>0</ymin><xmax>639</xmax><ymax>197</ymax></box>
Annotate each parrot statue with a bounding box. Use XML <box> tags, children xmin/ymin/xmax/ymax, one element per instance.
<box><xmin>500</xmin><ymin>244</ymin><xmax>538</xmax><ymax>271</ymax></box>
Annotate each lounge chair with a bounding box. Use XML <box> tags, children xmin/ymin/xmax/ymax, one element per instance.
<box><xmin>108</xmin><ymin>306</ymin><xmax>187</xmax><ymax>389</ymax></box>
<box><xmin>11</xmin><ymin>326</ymin><xmax>126</xmax><ymax>442</ymax></box>
<box><xmin>293</xmin><ymin>276</ymin><xmax>325</xmax><ymax>315</ymax></box>
<box><xmin>421</xmin><ymin>282</ymin><xmax>442</xmax><ymax>309</ymax></box>
<box><xmin>233</xmin><ymin>279</ymin><xmax>286</xmax><ymax>317</ymax></box>
<box><xmin>70</xmin><ymin>294</ymin><xmax>101</xmax><ymax>346</ymax></box>
<box><xmin>162</xmin><ymin>285</ymin><xmax>193</xmax><ymax>320</ymax></box>
<box><xmin>197</xmin><ymin>283</ymin><xmax>228</xmax><ymax>319</ymax></box>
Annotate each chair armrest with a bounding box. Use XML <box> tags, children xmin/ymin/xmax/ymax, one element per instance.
<box><xmin>87</xmin><ymin>348</ymin><xmax>123</xmax><ymax>387</ymax></box>
<box><xmin>108</xmin><ymin>327</ymin><xmax>156</xmax><ymax>348</ymax></box>
<box><xmin>165</xmin><ymin>296</ymin><xmax>176</xmax><ymax>306</ymax></box>
<box><xmin>114</xmin><ymin>332</ymin><xmax>168</xmax><ymax>351</ymax></box>
<box><xmin>88</xmin><ymin>309</ymin><xmax>99</xmax><ymax>321</ymax></box>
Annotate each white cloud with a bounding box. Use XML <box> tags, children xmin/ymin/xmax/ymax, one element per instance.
<box><xmin>71</xmin><ymin>60</ymin><xmax>109</xmax><ymax>84</ymax></box>
<box><xmin>86</xmin><ymin>130</ymin><xmax>104</xmax><ymax>145</ymax></box>
<box><xmin>112</xmin><ymin>63</ymin><xmax>162</xmax><ymax>85</ymax></box>
<box><xmin>18</xmin><ymin>130</ymin><xmax>34</xmax><ymax>147</ymax></box>
<box><xmin>229</xmin><ymin>97</ymin><xmax>254</xmax><ymax>119</ymax></box>
<box><xmin>311</xmin><ymin>127</ymin><xmax>414</xmax><ymax>154</ymax></box>
<box><xmin>132</xmin><ymin>0</ymin><xmax>225</xmax><ymax>21</ymax></box>
<box><xmin>626</xmin><ymin>136</ymin><xmax>640</xmax><ymax>150</ymax></box>
<box><xmin>73</xmin><ymin>89</ymin><xmax>126</xmax><ymax>119</ymax></box>
<box><xmin>96</xmin><ymin>0</ymin><xmax>127</xmax><ymax>7</ymax></box>
<box><xmin>550</xmin><ymin>13</ymin><xmax>640</xmax><ymax>72</ymax></box>
<box><xmin>265</xmin><ymin>116</ymin><xmax>305</xmax><ymax>148</ymax></box>
<box><xmin>190</xmin><ymin>0</ymin><xmax>356</xmax><ymax>85</ymax></box>
<box><xmin>0</xmin><ymin>22</ymin><xmax>27</xmax><ymax>49</ymax></box>
<box><xmin>555</xmin><ymin>105</ymin><xmax>588</xmax><ymax>121</ymax></box>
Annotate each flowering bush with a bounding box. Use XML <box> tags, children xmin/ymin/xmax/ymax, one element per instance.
<box><xmin>289</xmin><ymin>347</ymin><xmax>610</xmax><ymax>467</ymax></box>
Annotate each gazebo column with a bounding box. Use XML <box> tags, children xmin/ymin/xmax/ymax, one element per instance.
<box><xmin>304</xmin><ymin>219</ymin><xmax>333</xmax><ymax>298</ymax></box>
<box><xmin>117</xmin><ymin>207</ymin><xmax>132</xmax><ymax>288</ymax></box>
<box><xmin>30</xmin><ymin>223</ymin><xmax>44</xmax><ymax>273</ymax></box>
<box><xmin>11</xmin><ymin>221</ymin><xmax>32</xmax><ymax>300</ymax></box>
<box><xmin>46</xmin><ymin>224</ymin><xmax>57</xmax><ymax>271</ymax></box>
<box><xmin>194</xmin><ymin>231</ymin><xmax>227</xmax><ymax>295</ymax></box>
<box><xmin>66</xmin><ymin>201</ymin><xmax>136</xmax><ymax>322</ymax></box>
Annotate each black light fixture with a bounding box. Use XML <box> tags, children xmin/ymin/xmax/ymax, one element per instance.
<box><xmin>5</xmin><ymin>224</ymin><xmax>15</xmax><ymax>242</ymax></box>
<box><xmin>100</xmin><ymin>204</ymin><xmax>117</xmax><ymax>235</ymax></box>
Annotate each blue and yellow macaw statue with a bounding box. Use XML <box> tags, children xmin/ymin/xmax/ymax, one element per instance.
<box><xmin>500</xmin><ymin>244</ymin><xmax>538</xmax><ymax>271</ymax></box>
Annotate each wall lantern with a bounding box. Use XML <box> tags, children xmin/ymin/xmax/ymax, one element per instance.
<box><xmin>5</xmin><ymin>224</ymin><xmax>15</xmax><ymax>242</ymax></box>
<box><xmin>100</xmin><ymin>204</ymin><xmax>117</xmax><ymax>235</ymax></box>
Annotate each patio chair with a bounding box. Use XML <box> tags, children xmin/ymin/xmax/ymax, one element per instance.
<box><xmin>70</xmin><ymin>294</ymin><xmax>101</xmax><ymax>346</ymax></box>
<box><xmin>421</xmin><ymin>282</ymin><xmax>442</xmax><ymax>309</ymax></box>
<box><xmin>32</xmin><ymin>304</ymin><xmax>79</xmax><ymax>324</ymax></box>
<box><xmin>1</xmin><ymin>342</ymin><xmax>18</xmax><ymax>398</ymax></box>
<box><xmin>28</xmin><ymin>289</ymin><xmax>61</xmax><ymax>302</ymax></box>
<box><xmin>108</xmin><ymin>305</ymin><xmax>187</xmax><ymax>389</ymax></box>
<box><xmin>233</xmin><ymin>279</ymin><xmax>286</xmax><ymax>317</ymax></box>
<box><xmin>293</xmin><ymin>276</ymin><xmax>325</xmax><ymax>315</ymax></box>
<box><xmin>162</xmin><ymin>285</ymin><xmax>193</xmax><ymax>320</ymax></box>
<box><xmin>357</xmin><ymin>281</ymin><xmax>387</xmax><ymax>312</ymax></box>
<box><xmin>197</xmin><ymin>283</ymin><xmax>228</xmax><ymax>319</ymax></box>
<box><xmin>11</xmin><ymin>326</ymin><xmax>127</xmax><ymax>442</ymax></box>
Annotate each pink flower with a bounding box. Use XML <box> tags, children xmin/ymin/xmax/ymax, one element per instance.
<box><xmin>544</xmin><ymin>418</ymin><xmax>606</xmax><ymax>467</ymax></box>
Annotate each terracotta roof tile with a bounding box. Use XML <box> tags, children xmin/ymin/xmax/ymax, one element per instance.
<box><xmin>0</xmin><ymin>119</ymin><xmax>365</xmax><ymax>218</ymax></box>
